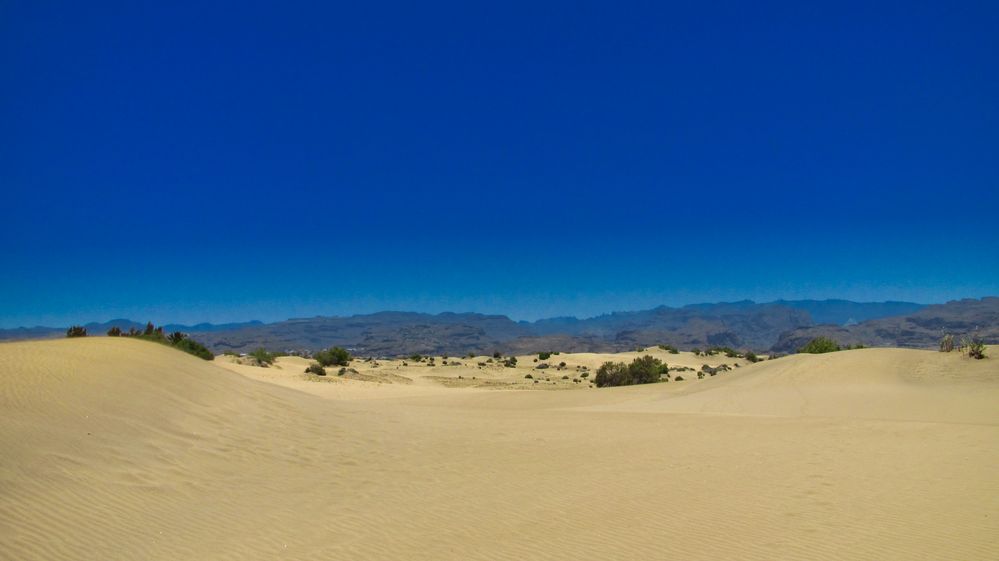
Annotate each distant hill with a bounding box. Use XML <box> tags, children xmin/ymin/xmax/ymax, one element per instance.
<box><xmin>774</xmin><ymin>299</ymin><xmax>925</xmax><ymax>325</ymax></box>
<box><xmin>6</xmin><ymin>298</ymin><xmax>996</xmax><ymax>356</ymax></box>
<box><xmin>771</xmin><ymin>297</ymin><xmax>999</xmax><ymax>353</ymax></box>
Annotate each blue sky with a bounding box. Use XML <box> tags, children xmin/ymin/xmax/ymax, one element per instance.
<box><xmin>2</xmin><ymin>1</ymin><xmax>997</xmax><ymax>327</ymax></box>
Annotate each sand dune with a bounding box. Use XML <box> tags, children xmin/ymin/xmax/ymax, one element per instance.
<box><xmin>2</xmin><ymin>338</ymin><xmax>997</xmax><ymax>560</ymax></box>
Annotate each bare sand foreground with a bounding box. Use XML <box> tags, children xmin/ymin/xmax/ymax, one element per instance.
<box><xmin>1</xmin><ymin>338</ymin><xmax>997</xmax><ymax>560</ymax></box>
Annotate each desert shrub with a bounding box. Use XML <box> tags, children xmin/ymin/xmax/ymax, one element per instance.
<box><xmin>799</xmin><ymin>337</ymin><xmax>840</xmax><ymax>354</ymax></box>
<box><xmin>744</xmin><ymin>351</ymin><xmax>760</xmax><ymax>363</ymax></box>
<box><xmin>315</xmin><ymin>346</ymin><xmax>352</xmax><ymax>367</ymax></box>
<box><xmin>538</xmin><ymin>351</ymin><xmax>552</xmax><ymax>360</ymax></box>
<box><xmin>502</xmin><ymin>356</ymin><xmax>518</xmax><ymax>368</ymax></box>
<box><xmin>628</xmin><ymin>355</ymin><xmax>668</xmax><ymax>383</ymax></box>
<box><xmin>66</xmin><ymin>325</ymin><xmax>87</xmax><ymax>337</ymax></box>
<box><xmin>172</xmin><ymin>337</ymin><xmax>214</xmax><ymax>360</ymax></box>
<box><xmin>167</xmin><ymin>331</ymin><xmax>186</xmax><ymax>345</ymax></box>
<box><xmin>305</xmin><ymin>363</ymin><xmax>327</xmax><ymax>376</ymax></box>
<box><xmin>561</xmin><ymin>375</ymin><xmax>569</xmax><ymax>380</ymax></box>
<box><xmin>493</xmin><ymin>351</ymin><xmax>502</xmax><ymax>359</ymax></box>
<box><xmin>106</xmin><ymin>326</ymin><xmax>122</xmax><ymax>337</ymax></box>
<box><xmin>580</xmin><ymin>372</ymin><xmax>589</xmax><ymax>378</ymax></box>
<box><xmin>558</xmin><ymin>361</ymin><xmax>566</xmax><ymax>368</ymax></box>
<box><xmin>524</xmin><ymin>374</ymin><xmax>533</xmax><ymax>379</ymax></box>
<box><xmin>594</xmin><ymin>356</ymin><xmax>666</xmax><ymax>388</ymax></box>
<box><xmin>658</xmin><ymin>344</ymin><xmax>677</xmax><ymax>353</ymax></box>
<box><xmin>691</xmin><ymin>348</ymin><xmax>701</xmax><ymax>356</ymax></box>
<box><xmin>962</xmin><ymin>337</ymin><xmax>987</xmax><ymax>360</ymax></box>
<box><xmin>939</xmin><ymin>334</ymin><xmax>954</xmax><ymax>353</ymax></box>
<box><xmin>249</xmin><ymin>347</ymin><xmax>277</xmax><ymax>366</ymax></box>
<box><xmin>675</xmin><ymin>376</ymin><xmax>684</xmax><ymax>381</ymax></box>
<box><xmin>410</xmin><ymin>354</ymin><xmax>423</xmax><ymax>362</ymax></box>
<box><xmin>337</xmin><ymin>367</ymin><xmax>348</xmax><ymax>376</ymax></box>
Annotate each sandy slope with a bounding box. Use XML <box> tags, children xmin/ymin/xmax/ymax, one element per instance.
<box><xmin>1</xmin><ymin>338</ymin><xmax>997</xmax><ymax>560</ymax></box>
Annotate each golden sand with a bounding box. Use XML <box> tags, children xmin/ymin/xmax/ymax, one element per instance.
<box><xmin>2</xmin><ymin>338</ymin><xmax>997</xmax><ymax>560</ymax></box>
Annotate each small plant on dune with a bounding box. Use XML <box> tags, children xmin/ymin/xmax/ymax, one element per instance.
<box><xmin>167</xmin><ymin>331</ymin><xmax>186</xmax><ymax>345</ymax></box>
<box><xmin>493</xmin><ymin>351</ymin><xmax>502</xmax><ymax>359</ymax></box>
<box><xmin>744</xmin><ymin>351</ymin><xmax>760</xmax><ymax>363</ymax></box>
<box><xmin>106</xmin><ymin>326</ymin><xmax>122</xmax><ymax>337</ymax></box>
<box><xmin>961</xmin><ymin>337</ymin><xmax>987</xmax><ymax>360</ymax></box>
<box><xmin>315</xmin><ymin>346</ymin><xmax>352</xmax><ymax>367</ymax></box>
<box><xmin>798</xmin><ymin>337</ymin><xmax>840</xmax><ymax>354</ymax></box>
<box><xmin>305</xmin><ymin>363</ymin><xmax>327</xmax><ymax>376</ymax></box>
<box><xmin>172</xmin><ymin>338</ymin><xmax>214</xmax><ymax>360</ymax></box>
<box><xmin>524</xmin><ymin>374</ymin><xmax>533</xmax><ymax>379</ymax></box>
<box><xmin>939</xmin><ymin>334</ymin><xmax>954</xmax><ymax>353</ymax></box>
<box><xmin>538</xmin><ymin>351</ymin><xmax>552</xmax><ymax>360</ymax></box>
<box><xmin>675</xmin><ymin>376</ymin><xmax>684</xmax><ymax>381</ymax></box>
<box><xmin>249</xmin><ymin>347</ymin><xmax>277</xmax><ymax>367</ymax></box>
<box><xmin>66</xmin><ymin>325</ymin><xmax>87</xmax><ymax>337</ymax></box>
<box><xmin>502</xmin><ymin>356</ymin><xmax>518</xmax><ymax>368</ymax></box>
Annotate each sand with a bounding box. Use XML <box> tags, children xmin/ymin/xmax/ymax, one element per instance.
<box><xmin>1</xmin><ymin>337</ymin><xmax>997</xmax><ymax>560</ymax></box>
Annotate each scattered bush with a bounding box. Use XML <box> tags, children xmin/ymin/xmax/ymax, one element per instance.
<box><xmin>594</xmin><ymin>355</ymin><xmax>667</xmax><ymax>388</ymax></box>
<box><xmin>962</xmin><ymin>337</ymin><xmax>987</xmax><ymax>360</ymax></box>
<box><xmin>580</xmin><ymin>372</ymin><xmax>589</xmax><ymax>378</ymax></box>
<box><xmin>305</xmin><ymin>363</ymin><xmax>327</xmax><ymax>376</ymax></box>
<box><xmin>493</xmin><ymin>351</ymin><xmax>502</xmax><ymax>359</ymax></box>
<box><xmin>66</xmin><ymin>326</ymin><xmax>87</xmax><ymax>337</ymax></box>
<box><xmin>167</xmin><ymin>331</ymin><xmax>186</xmax><ymax>345</ymax></box>
<box><xmin>502</xmin><ymin>356</ymin><xmax>518</xmax><ymax>368</ymax></box>
<box><xmin>538</xmin><ymin>351</ymin><xmax>552</xmax><ymax>360</ymax></box>
<box><xmin>163</xmin><ymin>338</ymin><xmax>210</xmax><ymax>360</ymax></box>
<box><xmin>939</xmin><ymin>334</ymin><xmax>954</xmax><ymax>353</ymax></box>
<box><xmin>524</xmin><ymin>374</ymin><xmax>533</xmax><ymax>379</ymax></box>
<box><xmin>675</xmin><ymin>376</ymin><xmax>684</xmax><ymax>381</ymax></box>
<box><xmin>249</xmin><ymin>347</ymin><xmax>277</xmax><ymax>366</ymax></box>
<box><xmin>744</xmin><ymin>351</ymin><xmax>760</xmax><ymax>363</ymax></box>
<box><xmin>315</xmin><ymin>346</ymin><xmax>352</xmax><ymax>367</ymax></box>
<box><xmin>558</xmin><ymin>361</ymin><xmax>566</xmax><ymax>368</ymax></box>
<box><xmin>799</xmin><ymin>337</ymin><xmax>840</xmax><ymax>354</ymax></box>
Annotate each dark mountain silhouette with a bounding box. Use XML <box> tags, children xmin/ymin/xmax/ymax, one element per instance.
<box><xmin>4</xmin><ymin>298</ymin><xmax>995</xmax><ymax>356</ymax></box>
<box><xmin>771</xmin><ymin>297</ymin><xmax>999</xmax><ymax>353</ymax></box>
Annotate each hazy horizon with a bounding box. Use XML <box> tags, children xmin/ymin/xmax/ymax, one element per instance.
<box><xmin>7</xmin><ymin>293</ymin><xmax>999</xmax><ymax>330</ymax></box>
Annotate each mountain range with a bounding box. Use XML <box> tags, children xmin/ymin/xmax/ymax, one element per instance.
<box><xmin>3</xmin><ymin>298</ymin><xmax>996</xmax><ymax>356</ymax></box>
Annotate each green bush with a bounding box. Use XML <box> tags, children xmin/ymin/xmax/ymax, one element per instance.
<box><xmin>799</xmin><ymin>337</ymin><xmax>840</xmax><ymax>354</ymax></box>
<box><xmin>524</xmin><ymin>374</ymin><xmax>533</xmax><ymax>379</ymax></box>
<box><xmin>66</xmin><ymin>326</ymin><xmax>87</xmax><ymax>337</ymax></box>
<box><xmin>538</xmin><ymin>351</ymin><xmax>552</xmax><ymax>360</ymax></box>
<box><xmin>305</xmin><ymin>363</ymin><xmax>327</xmax><ymax>376</ymax></box>
<box><xmin>502</xmin><ymin>356</ymin><xmax>518</xmax><ymax>368</ymax></box>
<box><xmin>173</xmin><ymin>338</ymin><xmax>214</xmax><ymax>361</ymax></box>
<box><xmin>744</xmin><ymin>351</ymin><xmax>760</xmax><ymax>363</ymax></box>
<box><xmin>249</xmin><ymin>347</ymin><xmax>277</xmax><ymax>366</ymax></box>
<box><xmin>106</xmin><ymin>326</ymin><xmax>122</xmax><ymax>337</ymax></box>
<box><xmin>594</xmin><ymin>355</ymin><xmax>667</xmax><ymax>387</ymax></box>
<box><xmin>315</xmin><ymin>346</ymin><xmax>352</xmax><ymax>367</ymax></box>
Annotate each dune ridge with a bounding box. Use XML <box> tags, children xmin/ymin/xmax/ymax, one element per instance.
<box><xmin>1</xmin><ymin>338</ymin><xmax>997</xmax><ymax>560</ymax></box>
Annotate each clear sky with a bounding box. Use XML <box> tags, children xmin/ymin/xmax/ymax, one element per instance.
<box><xmin>2</xmin><ymin>1</ymin><xmax>997</xmax><ymax>327</ymax></box>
